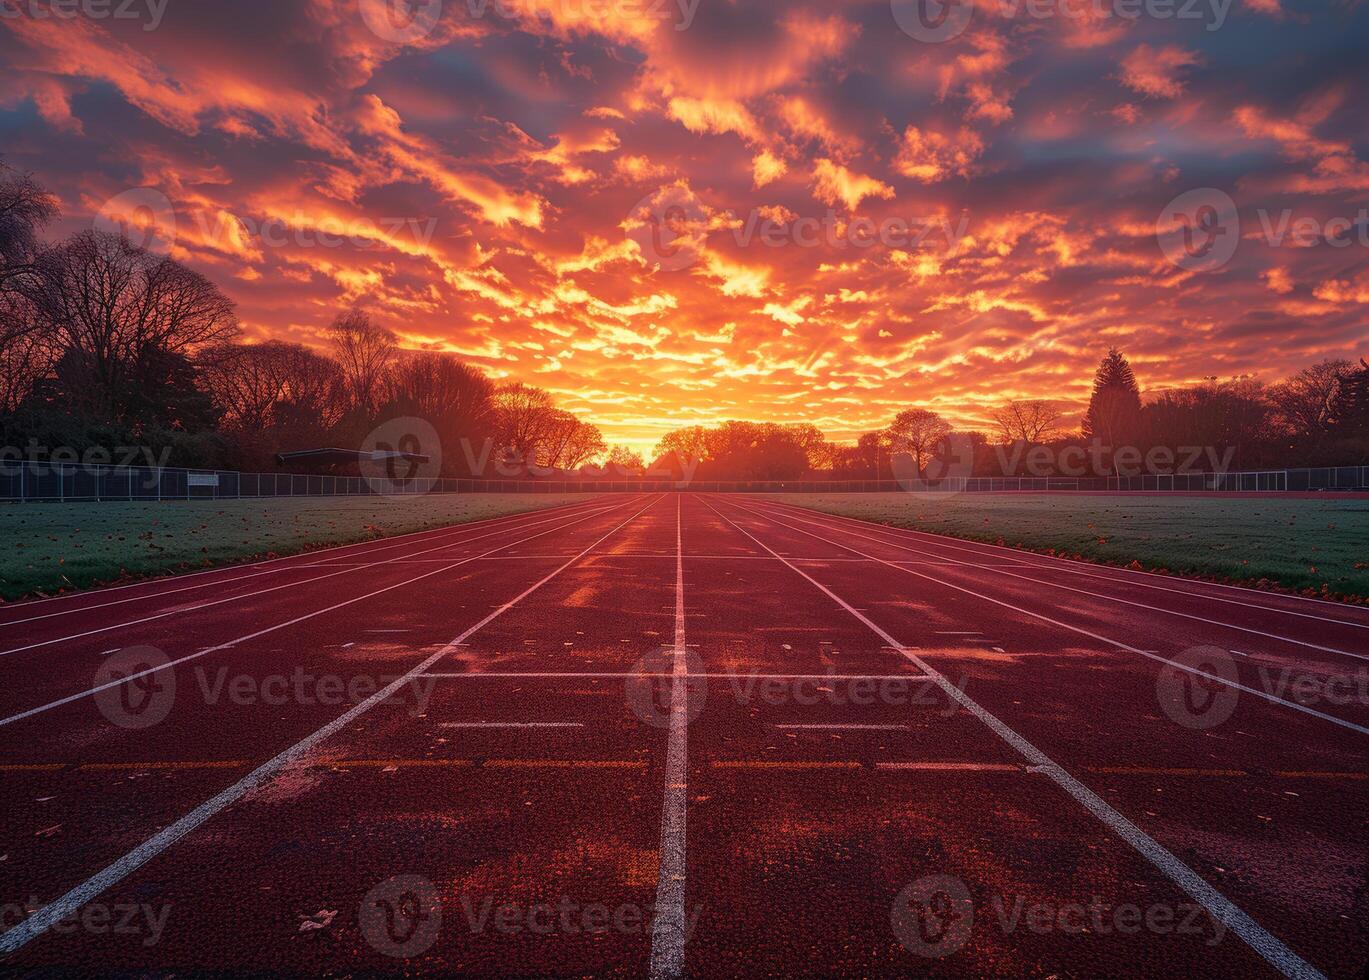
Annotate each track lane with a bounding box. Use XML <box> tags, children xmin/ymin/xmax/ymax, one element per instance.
<box><xmin>711</xmin><ymin>495</ymin><xmax>1365</xmax><ymax>977</ymax></box>
<box><xmin>0</xmin><ymin>493</ymin><xmax>666</xmax><ymax>961</ymax></box>
<box><xmin>760</xmin><ymin>497</ymin><xmax>1369</xmax><ymax>621</ymax></box>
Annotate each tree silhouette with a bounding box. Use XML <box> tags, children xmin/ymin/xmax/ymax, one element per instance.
<box><xmin>1082</xmin><ymin>348</ymin><xmax>1143</xmax><ymax>456</ymax></box>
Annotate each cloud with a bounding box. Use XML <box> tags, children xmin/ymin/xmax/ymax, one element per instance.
<box><xmin>811</xmin><ymin>159</ymin><xmax>895</xmax><ymax>212</ymax></box>
<box><xmin>2</xmin><ymin>0</ymin><xmax>1364</xmax><ymax>451</ymax></box>
<box><xmin>1119</xmin><ymin>45</ymin><xmax>1202</xmax><ymax>99</ymax></box>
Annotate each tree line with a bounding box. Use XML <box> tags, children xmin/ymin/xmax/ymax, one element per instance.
<box><xmin>0</xmin><ymin>162</ymin><xmax>643</xmax><ymax>477</ymax></box>
<box><xmin>651</xmin><ymin>349</ymin><xmax>1369</xmax><ymax>481</ymax></box>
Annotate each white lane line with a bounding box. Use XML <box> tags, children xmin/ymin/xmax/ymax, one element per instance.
<box><xmin>731</xmin><ymin>502</ymin><xmax>1369</xmax><ymax>738</ymax></box>
<box><xmin>0</xmin><ymin>566</ymin><xmax>292</xmax><ymax>627</ymax></box>
<box><xmin>438</xmin><ymin>722</ymin><xmax>583</xmax><ymax>729</ymax></box>
<box><xmin>649</xmin><ymin>494</ymin><xmax>690</xmax><ymax>980</ymax></box>
<box><xmin>0</xmin><ymin>500</ymin><xmax>646</xmax><ymax>730</ymax></box>
<box><xmin>0</xmin><ymin>501</ymin><xmax>628</xmax><ymax>658</ymax></box>
<box><xmin>762</xmin><ymin>498</ymin><xmax>1369</xmax><ymax>623</ymax></box>
<box><xmin>0</xmin><ymin>494</ymin><xmax>662</xmax><ymax>956</ymax></box>
<box><xmin>756</xmin><ymin>503</ymin><xmax>1369</xmax><ymax>662</ymax></box>
<box><xmin>420</xmin><ymin>672</ymin><xmax>933</xmax><ymax>680</ymax></box>
<box><xmin>703</xmin><ymin>494</ymin><xmax>1327</xmax><ymax>980</ymax></box>
<box><xmin>0</xmin><ymin>496</ymin><xmax>613</xmax><ymax>619</ymax></box>
<box><xmin>776</xmin><ymin>723</ymin><xmax>909</xmax><ymax>731</ymax></box>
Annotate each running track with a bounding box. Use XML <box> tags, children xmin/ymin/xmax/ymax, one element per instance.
<box><xmin>0</xmin><ymin>493</ymin><xmax>1364</xmax><ymax>977</ymax></box>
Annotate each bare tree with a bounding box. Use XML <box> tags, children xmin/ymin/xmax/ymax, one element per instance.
<box><xmin>540</xmin><ymin>410</ymin><xmax>606</xmax><ymax>469</ymax></box>
<box><xmin>887</xmin><ymin>408</ymin><xmax>951</xmax><ymax>475</ymax></box>
<box><xmin>385</xmin><ymin>351</ymin><xmax>494</xmax><ymax>431</ymax></box>
<box><xmin>0</xmin><ymin>327</ymin><xmax>57</xmax><ymax>413</ymax></box>
<box><xmin>198</xmin><ymin>341</ymin><xmax>345</xmax><ymax>432</ymax></box>
<box><xmin>0</xmin><ymin>163</ymin><xmax>59</xmax><ymax>385</ymax></box>
<box><xmin>0</xmin><ymin>163</ymin><xmax>59</xmax><ymax>331</ymax></box>
<box><xmin>29</xmin><ymin>230</ymin><xmax>237</xmax><ymax>419</ymax></box>
<box><xmin>990</xmin><ymin>399</ymin><xmax>1063</xmax><ymax>445</ymax></box>
<box><xmin>328</xmin><ymin>308</ymin><xmax>396</xmax><ymax>416</ymax></box>
<box><xmin>492</xmin><ymin>382</ymin><xmax>558</xmax><ymax>464</ymax></box>
<box><xmin>1268</xmin><ymin>360</ymin><xmax>1350</xmax><ymax>441</ymax></box>
<box><xmin>606</xmin><ymin>445</ymin><xmax>645</xmax><ymax>475</ymax></box>
<box><xmin>384</xmin><ymin>351</ymin><xmax>497</xmax><ymax>475</ymax></box>
<box><xmin>654</xmin><ymin>425</ymin><xmax>713</xmax><ymax>466</ymax></box>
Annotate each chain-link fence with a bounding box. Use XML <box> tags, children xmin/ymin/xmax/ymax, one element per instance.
<box><xmin>1</xmin><ymin>463</ymin><xmax>1366</xmax><ymax>502</ymax></box>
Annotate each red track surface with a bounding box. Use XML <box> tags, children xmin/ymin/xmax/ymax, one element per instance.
<box><xmin>0</xmin><ymin>493</ymin><xmax>1365</xmax><ymax>977</ymax></box>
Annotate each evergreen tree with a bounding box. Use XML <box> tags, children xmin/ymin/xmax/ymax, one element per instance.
<box><xmin>1082</xmin><ymin>347</ymin><xmax>1143</xmax><ymax>448</ymax></box>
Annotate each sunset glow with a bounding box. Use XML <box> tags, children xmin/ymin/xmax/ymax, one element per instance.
<box><xmin>4</xmin><ymin>0</ymin><xmax>1366</xmax><ymax>453</ymax></box>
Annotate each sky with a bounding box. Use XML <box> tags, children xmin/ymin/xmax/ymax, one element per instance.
<box><xmin>2</xmin><ymin>0</ymin><xmax>1367</xmax><ymax>453</ymax></box>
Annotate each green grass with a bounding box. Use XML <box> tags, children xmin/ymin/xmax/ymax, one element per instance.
<box><xmin>0</xmin><ymin>493</ymin><xmax>594</xmax><ymax>601</ymax></box>
<box><xmin>767</xmin><ymin>493</ymin><xmax>1369</xmax><ymax>602</ymax></box>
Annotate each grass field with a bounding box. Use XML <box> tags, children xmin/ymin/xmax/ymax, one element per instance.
<box><xmin>771</xmin><ymin>493</ymin><xmax>1369</xmax><ymax>602</ymax></box>
<box><xmin>0</xmin><ymin>494</ymin><xmax>592</xmax><ymax>601</ymax></box>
